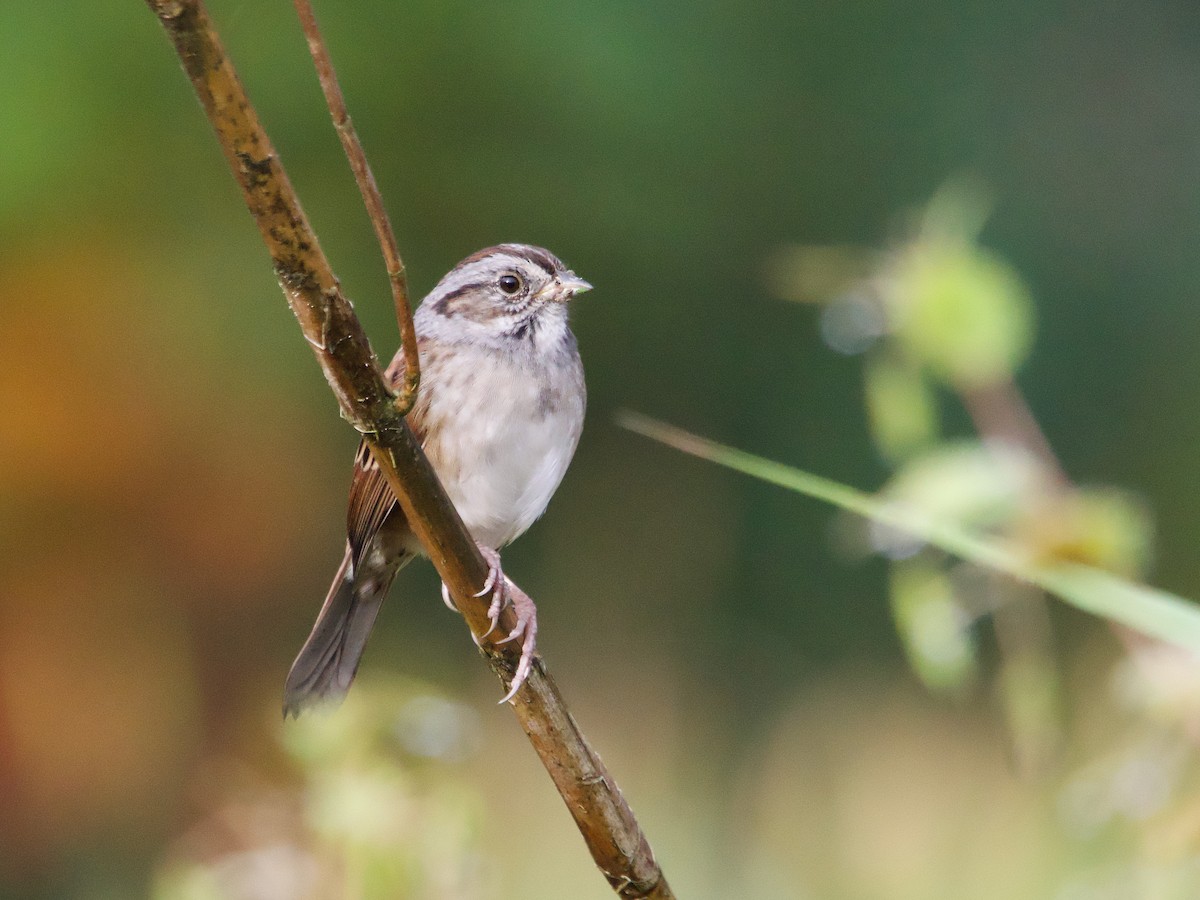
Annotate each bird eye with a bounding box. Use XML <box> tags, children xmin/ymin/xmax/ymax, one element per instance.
<box><xmin>498</xmin><ymin>273</ymin><xmax>523</xmax><ymax>295</ymax></box>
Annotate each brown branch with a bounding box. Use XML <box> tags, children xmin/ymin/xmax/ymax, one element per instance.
<box><xmin>143</xmin><ymin>1</ymin><xmax>672</xmax><ymax>897</ymax></box>
<box><xmin>291</xmin><ymin>0</ymin><xmax>419</xmax><ymax>406</ymax></box>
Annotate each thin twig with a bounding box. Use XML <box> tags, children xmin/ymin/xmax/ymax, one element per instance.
<box><xmin>960</xmin><ymin>378</ymin><xmax>1071</xmax><ymax>491</ymax></box>
<box><xmin>143</xmin><ymin>1</ymin><xmax>672</xmax><ymax>896</ymax></box>
<box><xmin>291</xmin><ymin>0</ymin><xmax>419</xmax><ymax>407</ymax></box>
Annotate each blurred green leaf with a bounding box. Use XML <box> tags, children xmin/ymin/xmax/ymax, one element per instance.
<box><xmin>881</xmin><ymin>441</ymin><xmax>1040</xmax><ymax>531</ymax></box>
<box><xmin>618</xmin><ymin>412</ymin><xmax>1200</xmax><ymax>653</ymax></box>
<box><xmin>889</xmin><ymin>559</ymin><xmax>977</xmax><ymax>691</ymax></box>
<box><xmin>272</xmin><ymin>680</ymin><xmax>484</xmax><ymax>899</ymax></box>
<box><xmin>863</xmin><ymin>352</ymin><xmax>940</xmax><ymax>460</ymax></box>
<box><xmin>918</xmin><ymin>174</ymin><xmax>994</xmax><ymax>246</ymax></box>
<box><xmin>996</xmin><ymin>641</ymin><xmax>1062</xmax><ymax>776</ymax></box>
<box><xmin>890</xmin><ymin>241</ymin><xmax>1034</xmax><ymax>390</ymax></box>
<box><xmin>308</xmin><ymin>766</ymin><xmax>413</xmax><ymax>845</ymax></box>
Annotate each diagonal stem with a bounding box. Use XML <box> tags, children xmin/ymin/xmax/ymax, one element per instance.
<box><xmin>291</xmin><ymin>0</ymin><xmax>420</xmax><ymax>408</ymax></box>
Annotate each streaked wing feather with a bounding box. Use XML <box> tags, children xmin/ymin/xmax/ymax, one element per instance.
<box><xmin>346</xmin><ymin>442</ymin><xmax>397</xmax><ymax>569</ymax></box>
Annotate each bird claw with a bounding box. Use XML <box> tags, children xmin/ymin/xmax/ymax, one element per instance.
<box><xmin>473</xmin><ymin>563</ymin><xmax>498</xmax><ymax>598</ymax></box>
<box><xmin>495</xmin><ymin>580</ymin><xmax>538</xmax><ymax>704</ymax></box>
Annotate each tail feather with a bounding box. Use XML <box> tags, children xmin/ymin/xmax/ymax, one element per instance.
<box><xmin>283</xmin><ymin>548</ymin><xmax>402</xmax><ymax>717</ymax></box>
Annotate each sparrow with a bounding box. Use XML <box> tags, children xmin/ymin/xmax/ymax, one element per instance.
<box><xmin>284</xmin><ymin>244</ymin><xmax>590</xmax><ymax>716</ymax></box>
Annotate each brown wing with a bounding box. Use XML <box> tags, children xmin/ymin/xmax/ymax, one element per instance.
<box><xmin>345</xmin><ymin>343</ymin><xmax>428</xmax><ymax>570</ymax></box>
<box><xmin>345</xmin><ymin>441</ymin><xmax>398</xmax><ymax>570</ymax></box>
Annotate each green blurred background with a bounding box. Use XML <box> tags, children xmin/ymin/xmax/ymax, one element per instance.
<box><xmin>4</xmin><ymin>1</ymin><xmax>1200</xmax><ymax>898</ymax></box>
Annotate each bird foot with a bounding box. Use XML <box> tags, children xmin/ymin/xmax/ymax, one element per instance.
<box><xmin>440</xmin><ymin>543</ymin><xmax>538</xmax><ymax>703</ymax></box>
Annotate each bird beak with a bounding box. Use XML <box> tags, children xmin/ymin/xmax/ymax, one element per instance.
<box><xmin>556</xmin><ymin>274</ymin><xmax>593</xmax><ymax>301</ymax></box>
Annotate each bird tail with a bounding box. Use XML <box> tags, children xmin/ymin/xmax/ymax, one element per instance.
<box><xmin>283</xmin><ymin>548</ymin><xmax>404</xmax><ymax>717</ymax></box>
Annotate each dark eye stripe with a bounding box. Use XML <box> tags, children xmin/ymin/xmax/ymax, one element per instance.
<box><xmin>429</xmin><ymin>280</ymin><xmax>486</xmax><ymax>315</ymax></box>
